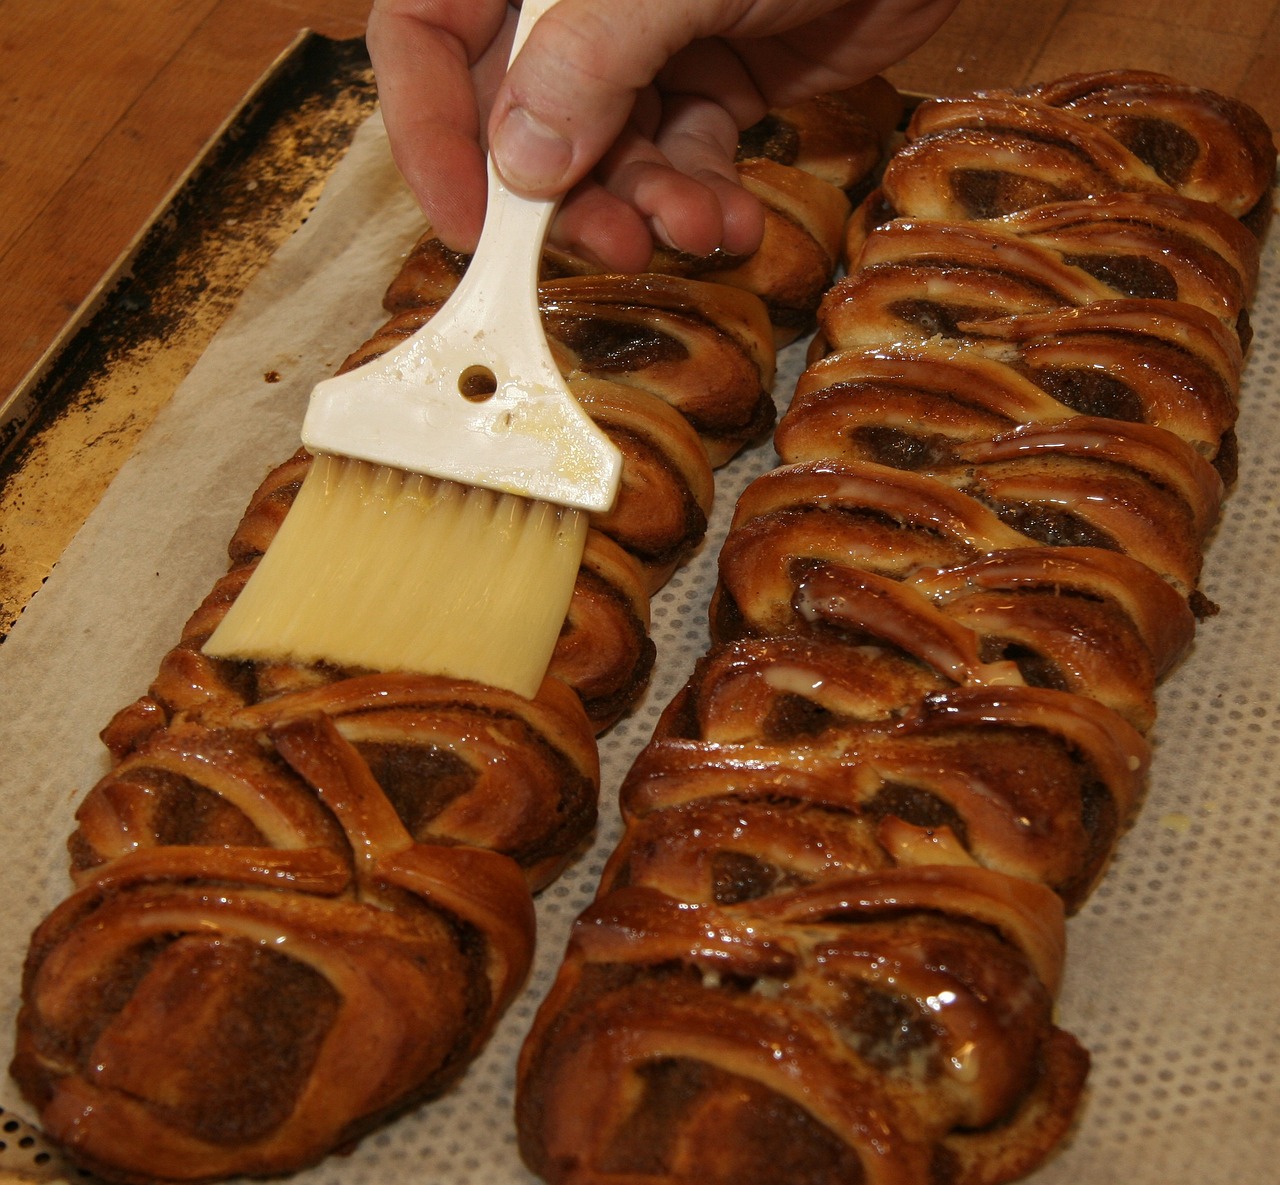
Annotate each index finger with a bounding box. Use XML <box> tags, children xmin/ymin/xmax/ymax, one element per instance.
<box><xmin>367</xmin><ymin>0</ymin><xmax>512</xmax><ymax>249</ymax></box>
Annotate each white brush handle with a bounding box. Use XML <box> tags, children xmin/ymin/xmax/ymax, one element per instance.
<box><xmin>463</xmin><ymin>0</ymin><xmax>559</xmax><ymax>295</ymax></box>
<box><xmin>302</xmin><ymin>0</ymin><xmax>623</xmax><ymax>514</ymax></box>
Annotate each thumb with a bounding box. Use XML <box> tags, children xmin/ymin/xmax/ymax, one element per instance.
<box><xmin>487</xmin><ymin>0</ymin><xmax>744</xmax><ymax>196</ymax></box>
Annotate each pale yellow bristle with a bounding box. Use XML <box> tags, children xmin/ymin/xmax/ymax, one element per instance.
<box><xmin>203</xmin><ymin>454</ymin><xmax>587</xmax><ymax>698</ymax></box>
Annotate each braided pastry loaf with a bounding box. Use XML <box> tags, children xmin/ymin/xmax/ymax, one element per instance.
<box><xmin>516</xmin><ymin>70</ymin><xmax>1275</xmax><ymax>1185</ymax></box>
<box><xmin>9</xmin><ymin>85</ymin><xmax>900</xmax><ymax>1184</ymax></box>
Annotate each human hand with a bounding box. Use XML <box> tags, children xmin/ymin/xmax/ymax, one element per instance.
<box><xmin>366</xmin><ymin>0</ymin><xmax>960</xmax><ymax>271</ymax></box>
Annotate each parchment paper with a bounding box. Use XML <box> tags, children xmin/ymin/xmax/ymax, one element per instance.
<box><xmin>0</xmin><ymin>111</ymin><xmax>1275</xmax><ymax>1184</ymax></box>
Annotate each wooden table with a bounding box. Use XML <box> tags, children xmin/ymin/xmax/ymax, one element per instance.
<box><xmin>886</xmin><ymin>0</ymin><xmax>1280</xmax><ymax>118</ymax></box>
<box><xmin>1</xmin><ymin>0</ymin><xmax>1276</xmax><ymax>518</ymax></box>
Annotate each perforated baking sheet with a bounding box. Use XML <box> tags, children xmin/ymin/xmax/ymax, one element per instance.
<box><xmin>0</xmin><ymin>111</ymin><xmax>1275</xmax><ymax>1185</ymax></box>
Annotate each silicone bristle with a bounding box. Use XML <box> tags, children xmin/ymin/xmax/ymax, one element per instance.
<box><xmin>203</xmin><ymin>454</ymin><xmax>587</xmax><ymax>698</ymax></box>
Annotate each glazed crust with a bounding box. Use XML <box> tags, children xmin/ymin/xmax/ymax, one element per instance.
<box><xmin>881</xmin><ymin>70</ymin><xmax>1274</xmax><ymax>228</ymax></box>
<box><xmin>16</xmin><ymin>703</ymin><xmax>554</xmax><ymax>1184</ymax></box>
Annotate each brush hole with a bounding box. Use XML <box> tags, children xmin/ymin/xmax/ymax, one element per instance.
<box><xmin>459</xmin><ymin>364</ymin><xmax>498</xmax><ymax>401</ymax></box>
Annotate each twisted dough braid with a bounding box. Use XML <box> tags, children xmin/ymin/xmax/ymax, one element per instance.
<box><xmin>781</xmin><ymin>308</ymin><xmax>1244</xmax><ymax>482</ymax></box>
<box><xmin>873</xmin><ymin>70</ymin><xmax>1274</xmax><ymax>230</ymax></box>
<box><xmin>1022</xmin><ymin>71</ymin><xmax>1276</xmax><ymax>226</ymax></box>
<box><xmin>16</xmin><ymin>645</ymin><xmax>600</xmax><ymax>1183</ymax></box>
<box><xmin>835</xmin><ymin>197</ymin><xmax>1260</xmax><ymax>351</ymax></box>
<box><xmin>516</xmin><ymin>71</ymin><xmax>1275</xmax><ymax>1184</ymax></box>
<box><xmin>12</xmin><ymin>88</ymin><xmax>901</xmax><ymax>1184</ymax></box>
<box><xmin>520</xmin><ymin>872</ymin><xmax>1087</xmax><ymax>1185</ymax></box>
<box><xmin>15</xmin><ymin>712</ymin><xmax>540</xmax><ymax>1184</ymax></box>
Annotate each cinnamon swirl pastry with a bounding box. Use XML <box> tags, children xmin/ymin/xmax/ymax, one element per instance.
<box><xmin>7</xmin><ymin>278</ymin><xmax>723</xmax><ymax>1180</ymax></box>
<box><xmin>834</xmin><ymin>201</ymin><xmax>1260</xmax><ymax>350</ymax></box>
<box><xmin>15</xmin><ymin>673</ymin><xmax>595</xmax><ymax>1184</ymax></box>
<box><xmin>789</xmin><ymin>303</ymin><xmax>1244</xmax><ymax>482</ymax></box>
<box><xmin>1024</xmin><ymin>70</ymin><xmax>1276</xmax><ymax>228</ymax></box>
<box><xmin>516</xmin><ymin>70</ymin><xmax>1275</xmax><ymax>1185</ymax></box>
<box><xmin>869</xmin><ymin>70</ymin><xmax>1274</xmax><ymax>231</ymax></box>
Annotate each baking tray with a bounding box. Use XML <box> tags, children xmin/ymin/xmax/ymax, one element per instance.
<box><xmin>0</xmin><ymin>32</ymin><xmax>378</xmax><ymax>641</ymax></box>
<box><xmin>0</xmin><ymin>52</ymin><xmax>1276</xmax><ymax>1185</ymax></box>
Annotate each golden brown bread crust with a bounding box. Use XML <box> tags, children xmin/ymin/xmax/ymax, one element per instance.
<box><xmin>837</xmin><ymin>201</ymin><xmax>1261</xmax><ymax>356</ymax></box>
<box><xmin>659</xmin><ymin>156</ymin><xmax>854</xmax><ymax>343</ymax></box>
<box><xmin>15</xmin><ymin>707</ymin><xmax>549</xmax><ymax>1184</ymax></box>
<box><xmin>738</xmin><ymin>77</ymin><xmax>904</xmax><ymax>195</ymax></box>
<box><xmin>878</xmin><ymin>70</ymin><xmax>1275</xmax><ymax>229</ymax></box>
<box><xmin>842</xmin><ymin>199</ymin><xmax>1259</xmax><ymax>345</ymax></box>
<box><xmin>628</xmin><ymin>655</ymin><xmax>1149</xmax><ymax>911</ymax></box>
<box><xmin>518</xmin><ymin>872</ymin><xmax>1090</xmax><ymax>1185</ymax></box>
<box><xmin>516</xmin><ymin>69</ymin><xmax>1272</xmax><ymax>1184</ymax></box>
<box><xmin>778</xmin><ymin>328</ymin><xmax>1241</xmax><ymax>482</ymax></box>
<box><xmin>540</xmin><ymin>273</ymin><xmax>779</xmax><ymax>467</ymax></box>
<box><xmin>1020</xmin><ymin>70</ymin><xmax>1276</xmax><ymax>227</ymax></box>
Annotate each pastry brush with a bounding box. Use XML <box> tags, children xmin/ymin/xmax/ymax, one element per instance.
<box><xmin>203</xmin><ymin>0</ymin><xmax>622</xmax><ymax>698</ymax></box>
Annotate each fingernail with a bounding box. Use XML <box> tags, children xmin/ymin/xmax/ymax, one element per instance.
<box><xmin>491</xmin><ymin>106</ymin><xmax>573</xmax><ymax>191</ymax></box>
<box><xmin>648</xmin><ymin>215</ymin><xmax>677</xmax><ymax>252</ymax></box>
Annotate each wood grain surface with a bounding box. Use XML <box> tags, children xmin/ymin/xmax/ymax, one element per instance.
<box><xmin>2</xmin><ymin>0</ymin><xmax>1277</xmax><ymax>435</ymax></box>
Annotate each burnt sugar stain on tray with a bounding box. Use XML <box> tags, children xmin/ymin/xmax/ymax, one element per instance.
<box><xmin>0</xmin><ymin>34</ymin><xmax>378</xmax><ymax>640</ymax></box>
